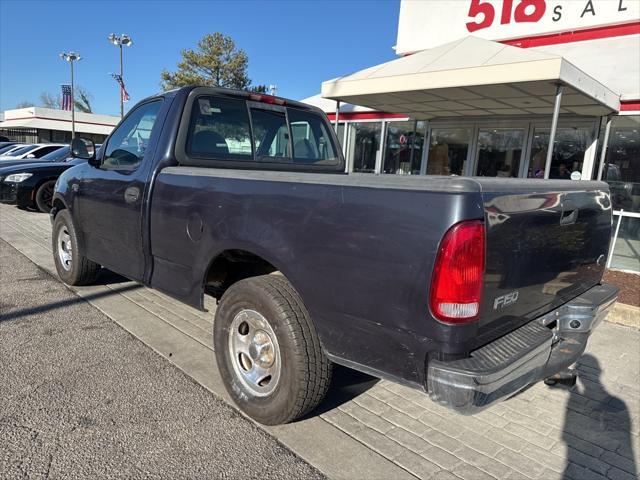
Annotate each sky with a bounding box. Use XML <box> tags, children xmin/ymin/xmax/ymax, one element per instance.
<box><xmin>0</xmin><ymin>0</ymin><xmax>401</xmax><ymax>116</ymax></box>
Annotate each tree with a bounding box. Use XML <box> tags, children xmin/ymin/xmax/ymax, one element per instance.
<box><xmin>250</xmin><ymin>84</ymin><xmax>268</xmax><ymax>93</ymax></box>
<box><xmin>161</xmin><ymin>33</ymin><xmax>266</xmax><ymax>91</ymax></box>
<box><xmin>15</xmin><ymin>101</ymin><xmax>35</xmax><ymax>108</ymax></box>
<box><xmin>75</xmin><ymin>86</ymin><xmax>93</xmax><ymax>113</ymax></box>
<box><xmin>40</xmin><ymin>91</ymin><xmax>59</xmax><ymax>109</ymax></box>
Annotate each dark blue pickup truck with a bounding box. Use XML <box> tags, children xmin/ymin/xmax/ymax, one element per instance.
<box><xmin>51</xmin><ymin>86</ymin><xmax>618</xmax><ymax>425</ymax></box>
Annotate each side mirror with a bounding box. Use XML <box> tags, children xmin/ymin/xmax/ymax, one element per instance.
<box><xmin>71</xmin><ymin>137</ymin><xmax>97</xmax><ymax>165</ymax></box>
<box><xmin>26</xmin><ymin>154</ymin><xmax>36</xmax><ymax>159</ymax></box>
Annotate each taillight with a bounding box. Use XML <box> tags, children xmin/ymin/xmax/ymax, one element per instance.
<box><xmin>429</xmin><ymin>220</ymin><xmax>485</xmax><ymax>324</ymax></box>
<box><xmin>248</xmin><ymin>93</ymin><xmax>285</xmax><ymax>105</ymax></box>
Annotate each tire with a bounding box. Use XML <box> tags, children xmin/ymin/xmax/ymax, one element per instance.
<box><xmin>52</xmin><ymin>209</ymin><xmax>100</xmax><ymax>285</ymax></box>
<box><xmin>214</xmin><ymin>274</ymin><xmax>332</xmax><ymax>425</ymax></box>
<box><xmin>35</xmin><ymin>180</ymin><xmax>56</xmax><ymax>213</ymax></box>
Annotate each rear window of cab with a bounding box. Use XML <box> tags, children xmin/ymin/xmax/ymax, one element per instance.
<box><xmin>180</xmin><ymin>94</ymin><xmax>342</xmax><ymax>172</ymax></box>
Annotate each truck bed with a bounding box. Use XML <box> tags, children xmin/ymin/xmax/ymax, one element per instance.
<box><xmin>148</xmin><ymin>167</ymin><xmax>611</xmax><ymax>388</ymax></box>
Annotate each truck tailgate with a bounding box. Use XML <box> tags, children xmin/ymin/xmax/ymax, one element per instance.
<box><xmin>477</xmin><ymin>180</ymin><xmax>612</xmax><ymax>343</ymax></box>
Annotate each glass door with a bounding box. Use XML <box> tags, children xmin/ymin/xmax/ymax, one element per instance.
<box><xmin>528</xmin><ymin>126</ymin><xmax>593</xmax><ymax>179</ymax></box>
<box><xmin>475</xmin><ymin>128</ymin><xmax>525</xmax><ymax>177</ymax></box>
<box><xmin>383</xmin><ymin>120</ymin><xmax>425</xmax><ymax>175</ymax></box>
<box><xmin>347</xmin><ymin>122</ymin><xmax>382</xmax><ymax>173</ymax></box>
<box><xmin>426</xmin><ymin>128</ymin><xmax>471</xmax><ymax>175</ymax></box>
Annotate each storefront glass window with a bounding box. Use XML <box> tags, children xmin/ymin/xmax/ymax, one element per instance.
<box><xmin>602</xmin><ymin>115</ymin><xmax>640</xmax><ymax>213</ymax></box>
<box><xmin>426</xmin><ymin>128</ymin><xmax>469</xmax><ymax>175</ymax></box>
<box><xmin>383</xmin><ymin>121</ymin><xmax>424</xmax><ymax>175</ymax></box>
<box><xmin>609</xmin><ymin>215</ymin><xmax>640</xmax><ymax>271</ymax></box>
<box><xmin>336</xmin><ymin>122</ymin><xmax>345</xmax><ymax>149</ymax></box>
<box><xmin>528</xmin><ymin>127</ymin><xmax>591</xmax><ymax>179</ymax></box>
<box><xmin>475</xmin><ymin>128</ymin><xmax>524</xmax><ymax>177</ymax></box>
<box><xmin>348</xmin><ymin>122</ymin><xmax>381</xmax><ymax>173</ymax></box>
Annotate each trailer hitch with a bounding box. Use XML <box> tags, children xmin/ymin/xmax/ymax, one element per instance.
<box><xmin>544</xmin><ymin>368</ymin><xmax>578</xmax><ymax>388</ymax></box>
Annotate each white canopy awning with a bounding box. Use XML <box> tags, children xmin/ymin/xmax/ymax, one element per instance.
<box><xmin>321</xmin><ymin>36</ymin><xmax>620</xmax><ymax>119</ymax></box>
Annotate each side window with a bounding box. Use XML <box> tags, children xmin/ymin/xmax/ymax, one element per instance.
<box><xmin>288</xmin><ymin>108</ymin><xmax>338</xmax><ymax>166</ymax></box>
<box><xmin>33</xmin><ymin>146</ymin><xmax>60</xmax><ymax>158</ymax></box>
<box><xmin>250</xmin><ymin>108</ymin><xmax>290</xmax><ymax>159</ymax></box>
<box><xmin>103</xmin><ymin>100</ymin><xmax>162</xmax><ymax>171</ymax></box>
<box><xmin>186</xmin><ymin>96</ymin><xmax>253</xmax><ymax>160</ymax></box>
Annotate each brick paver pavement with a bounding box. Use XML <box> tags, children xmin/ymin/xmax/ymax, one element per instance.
<box><xmin>1</xmin><ymin>203</ymin><xmax>638</xmax><ymax>480</ymax></box>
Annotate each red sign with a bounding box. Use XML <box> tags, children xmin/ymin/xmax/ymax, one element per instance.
<box><xmin>466</xmin><ymin>0</ymin><xmax>547</xmax><ymax>32</ymax></box>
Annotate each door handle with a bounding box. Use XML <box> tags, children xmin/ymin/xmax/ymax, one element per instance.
<box><xmin>560</xmin><ymin>200</ymin><xmax>578</xmax><ymax>226</ymax></box>
<box><xmin>560</xmin><ymin>208</ymin><xmax>578</xmax><ymax>226</ymax></box>
<box><xmin>124</xmin><ymin>186</ymin><xmax>140</xmax><ymax>204</ymax></box>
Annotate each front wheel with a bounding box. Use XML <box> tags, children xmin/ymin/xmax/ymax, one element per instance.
<box><xmin>52</xmin><ymin>210</ymin><xmax>100</xmax><ymax>285</ymax></box>
<box><xmin>35</xmin><ymin>180</ymin><xmax>56</xmax><ymax>213</ymax></box>
<box><xmin>214</xmin><ymin>275</ymin><xmax>332</xmax><ymax>425</ymax></box>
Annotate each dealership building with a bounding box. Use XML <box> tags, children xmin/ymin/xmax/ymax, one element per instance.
<box><xmin>304</xmin><ymin>0</ymin><xmax>639</xmax><ymax>272</ymax></box>
<box><xmin>0</xmin><ymin>107</ymin><xmax>118</xmax><ymax>144</ymax></box>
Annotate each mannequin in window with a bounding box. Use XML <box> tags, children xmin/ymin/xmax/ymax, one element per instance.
<box><xmin>427</xmin><ymin>142</ymin><xmax>450</xmax><ymax>175</ymax></box>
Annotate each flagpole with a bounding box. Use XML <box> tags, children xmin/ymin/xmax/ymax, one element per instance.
<box><xmin>108</xmin><ymin>34</ymin><xmax>132</xmax><ymax>119</ymax></box>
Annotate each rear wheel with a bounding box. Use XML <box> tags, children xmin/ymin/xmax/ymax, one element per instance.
<box><xmin>52</xmin><ymin>210</ymin><xmax>100</xmax><ymax>285</ymax></box>
<box><xmin>35</xmin><ymin>180</ymin><xmax>56</xmax><ymax>213</ymax></box>
<box><xmin>214</xmin><ymin>275</ymin><xmax>332</xmax><ymax>425</ymax></box>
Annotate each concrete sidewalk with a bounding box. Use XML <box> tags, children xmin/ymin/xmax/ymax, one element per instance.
<box><xmin>1</xmin><ymin>203</ymin><xmax>638</xmax><ymax>480</ymax></box>
<box><xmin>0</xmin><ymin>238</ymin><xmax>326</xmax><ymax>479</ymax></box>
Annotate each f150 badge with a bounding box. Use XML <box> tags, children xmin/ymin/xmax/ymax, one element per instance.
<box><xmin>494</xmin><ymin>291</ymin><xmax>519</xmax><ymax>310</ymax></box>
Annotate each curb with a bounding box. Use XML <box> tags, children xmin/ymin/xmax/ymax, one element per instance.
<box><xmin>606</xmin><ymin>302</ymin><xmax>640</xmax><ymax>329</ymax></box>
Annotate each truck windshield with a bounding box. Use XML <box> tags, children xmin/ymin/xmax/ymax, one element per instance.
<box><xmin>185</xmin><ymin>95</ymin><xmax>340</xmax><ymax>169</ymax></box>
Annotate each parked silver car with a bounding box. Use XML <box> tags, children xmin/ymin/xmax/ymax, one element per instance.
<box><xmin>0</xmin><ymin>143</ymin><xmax>66</xmax><ymax>160</ymax></box>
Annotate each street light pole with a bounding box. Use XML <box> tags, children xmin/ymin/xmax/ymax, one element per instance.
<box><xmin>119</xmin><ymin>42</ymin><xmax>124</xmax><ymax>118</ymax></box>
<box><xmin>70</xmin><ymin>59</ymin><xmax>75</xmax><ymax>139</ymax></box>
<box><xmin>108</xmin><ymin>33</ymin><xmax>133</xmax><ymax>119</ymax></box>
<box><xmin>59</xmin><ymin>51</ymin><xmax>81</xmax><ymax>140</ymax></box>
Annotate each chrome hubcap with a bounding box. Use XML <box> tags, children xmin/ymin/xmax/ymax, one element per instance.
<box><xmin>228</xmin><ymin>309</ymin><xmax>280</xmax><ymax>396</ymax></box>
<box><xmin>57</xmin><ymin>226</ymin><xmax>72</xmax><ymax>271</ymax></box>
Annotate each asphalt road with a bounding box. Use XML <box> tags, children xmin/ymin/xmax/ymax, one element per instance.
<box><xmin>0</xmin><ymin>239</ymin><xmax>326</xmax><ymax>480</ymax></box>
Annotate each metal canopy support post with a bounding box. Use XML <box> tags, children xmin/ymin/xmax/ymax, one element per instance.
<box><xmin>597</xmin><ymin>115</ymin><xmax>613</xmax><ymax>180</ymax></box>
<box><xmin>607</xmin><ymin>210</ymin><xmax>623</xmax><ymax>268</ymax></box>
<box><xmin>334</xmin><ymin>101</ymin><xmax>340</xmax><ymax>131</ymax></box>
<box><xmin>408</xmin><ymin>119</ymin><xmax>417</xmax><ymax>171</ymax></box>
<box><xmin>544</xmin><ymin>84</ymin><xmax>564</xmax><ymax>179</ymax></box>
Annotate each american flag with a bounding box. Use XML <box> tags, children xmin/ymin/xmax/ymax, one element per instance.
<box><xmin>60</xmin><ymin>84</ymin><xmax>72</xmax><ymax>111</ymax></box>
<box><xmin>111</xmin><ymin>73</ymin><xmax>130</xmax><ymax>102</ymax></box>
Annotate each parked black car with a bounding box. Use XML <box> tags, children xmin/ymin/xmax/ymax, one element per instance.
<box><xmin>0</xmin><ymin>156</ymin><xmax>86</xmax><ymax>213</ymax></box>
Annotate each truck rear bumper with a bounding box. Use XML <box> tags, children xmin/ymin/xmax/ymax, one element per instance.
<box><xmin>426</xmin><ymin>283</ymin><xmax>619</xmax><ymax>414</ymax></box>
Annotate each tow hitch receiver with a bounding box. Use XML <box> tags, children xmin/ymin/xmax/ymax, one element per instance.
<box><xmin>544</xmin><ymin>368</ymin><xmax>578</xmax><ymax>388</ymax></box>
